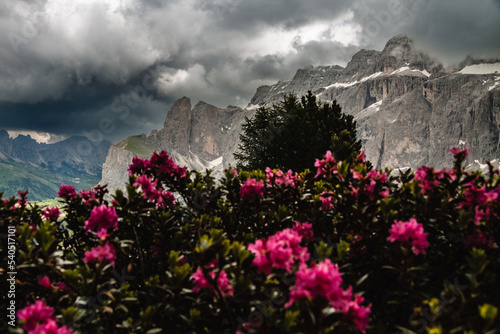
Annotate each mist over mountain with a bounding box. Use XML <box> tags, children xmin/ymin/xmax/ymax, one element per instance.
<box><xmin>0</xmin><ymin>131</ymin><xmax>110</xmax><ymax>201</ymax></box>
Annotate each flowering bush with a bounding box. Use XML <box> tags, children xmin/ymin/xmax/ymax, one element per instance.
<box><xmin>1</xmin><ymin>148</ymin><xmax>499</xmax><ymax>333</ymax></box>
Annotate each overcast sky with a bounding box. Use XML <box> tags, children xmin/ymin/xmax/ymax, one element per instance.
<box><xmin>1</xmin><ymin>0</ymin><xmax>499</xmax><ymax>143</ymax></box>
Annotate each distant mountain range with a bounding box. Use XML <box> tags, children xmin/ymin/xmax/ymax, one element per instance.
<box><xmin>100</xmin><ymin>35</ymin><xmax>500</xmax><ymax>192</ymax></box>
<box><xmin>0</xmin><ymin>130</ymin><xmax>110</xmax><ymax>201</ymax></box>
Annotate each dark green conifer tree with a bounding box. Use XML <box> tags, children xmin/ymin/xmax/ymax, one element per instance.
<box><xmin>235</xmin><ymin>91</ymin><xmax>362</xmax><ymax>171</ymax></box>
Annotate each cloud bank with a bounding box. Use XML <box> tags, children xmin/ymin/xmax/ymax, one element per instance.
<box><xmin>0</xmin><ymin>0</ymin><xmax>499</xmax><ymax>142</ymax></box>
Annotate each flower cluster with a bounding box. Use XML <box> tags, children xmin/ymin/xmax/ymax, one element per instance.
<box><xmin>286</xmin><ymin>259</ymin><xmax>371</xmax><ymax>333</ymax></box>
<box><xmin>134</xmin><ymin>174</ymin><xmax>176</xmax><ymax>207</ymax></box>
<box><xmin>192</xmin><ymin>266</ymin><xmax>233</xmax><ymax>297</ymax></box>
<box><xmin>17</xmin><ymin>300</ymin><xmax>73</xmax><ymax>334</ymax></box>
<box><xmin>320</xmin><ymin>190</ymin><xmax>334</xmax><ymax>210</ymax></box>
<box><xmin>42</xmin><ymin>207</ymin><xmax>60</xmax><ymax>221</ymax></box>
<box><xmin>292</xmin><ymin>221</ymin><xmax>314</xmax><ymax>241</ymax></box>
<box><xmin>57</xmin><ymin>184</ymin><xmax>77</xmax><ymax>201</ymax></box>
<box><xmin>128</xmin><ymin>151</ymin><xmax>187</xmax><ymax>181</ymax></box>
<box><xmin>265</xmin><ymin>167</ymin><xmax>298</xmax><ymax>187</ymax></box>
<box><xmin>80</xmin><ymin>188</ymin><xmax>97</xmax><ymax>206</ymax></box>
<box><xmin>458</xmin><ymin>183</ymin><xmax>500</xmax><ymax>224</ymax></box>
<box><xmin>240</xmin><ymin>178</ymin><xmax>264</xmax><ymax>201</ymax></box>
<box><xmin>83</xmin><ymin>204</ymin><xmax>119</xmax><ymax>239</ymax></box>
<box><xmin>414</xmin><ymin>166</ymin><xmax>455</xmax><ymax>195</ymax></box>
<box><xmin>248</xmin><ymin>228</ymin><xmax>309</xmax><ymax>274</ymax></box>
<box><xmin>387</xmin><ymin>218</ymin><xmax>429</xmax><ymax>255</ymax></box>
<box><xmin>314</xmin><ymin>150</ymin><xmax>339</xmax><ymax>178</ymax></box>
<box><xmin>84</xmin><ymin>242</ymin><xmax>116</xmax><ymax>267</ymax></box>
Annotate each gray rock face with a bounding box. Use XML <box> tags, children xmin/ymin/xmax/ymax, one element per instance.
<box><xmin>100</xmin><ymin>35</ymin><xmax>500</xmax><ymax>191</ymax></box>
<box><xmin>100</xmin><ymin>144</ymin><xmax>136</xmax><ymax>193</ymax></box>
<box><xmin>100</xmin><ymin>97</ymin><xmax>254</xmax><ymax>191</ymax></box>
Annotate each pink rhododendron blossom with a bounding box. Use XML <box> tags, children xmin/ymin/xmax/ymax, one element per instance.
<box><xmin>249</xmin><ymin>228</ymin><xmax>309</xmax><ymax>274</ymax></box>
<box><xmin>134</xmin><ymin>174</ymin><xmax>161</xmax><ymax>202</ymax></box>
<box><xmin>366</xmin><ymin>169</ymin><xmax>388</xmax><ymax>183</ymax></box>
<box><xmin>30</xmin><ymin>318</ymin><xmax>73</xmax><ymax>334</ymax></box>
<box><xmin>56</xmin><ymin>282</ymin><xmax>69</xmax><ymax>292</ymax></box>
<box><xmin>286</xmin><ymin>259</ymin><xmax>350</xmax><ymax>310</ymax></box>
<box><xmin>17</xmin><ymin>300</ymin><xmax>55</xmax><ymax>331</ymax></box>
<box><xmin>84</xmin><ymin>242</ymin><xmax>116</xmax><ymax>267</ymax></box>
<box><xmin>240</xmin><ymin>178</ymin><xmax>264</xmax><ymax>200</ymax></box>
<box><xmin>42</xmin><ymin>207</ymin><xmax>60</xmax><ymax>221</ymax></box>
<box><xmin>84</xmin><ymin>204</ymin><xmax>118</xmax><ymax>234</ymax></box>
<box><xmin>128</xmin><ymin>156</ymin><xmax>151</xmax><ymax>175</ymax></box>
<box><xmin>387</xmin><ymin>218</ymin><xmax>429</xmax><ymax>255</ymax></box>
<box><xmin>57</xmin><ymin>185</ymin><xmax>77</xmax><ymax>201</ymax></box>
<box><xmin>449</xmin><ymin>147</ymin><xmax>470</xmax><ymax>159</ymax></box>
<box><xmin>38</xmin><ymin>276</ymin><xmax>52</xmax><ymax>290</ymax></box>
<box><xmin>352</xmin><ymin>170</ymin><xmax>362</xmax><ymax>179</ymax></box>
<box><xmin>315</xmin><ymin>150</ymin><xmax>337</xmax><ymax>178</ymax></box>
<box><xmin>157</xmin><ymin>191</ymin><xmax>176</xmax><ymax>208</ymax></box>
<box><xmin>357</xmin><ymin>150</ymin><xmax>366</xmax><ymax>162</ymax></box>
<box><xmin>150</xmin><ymin>151</ymin><xmax>187</xmax><ymax>179</ymax></box>
<box><xmin>379</xmin><ymin>188</ymin><xmax>390</xmax><ymax>198</ymax></box>
<box><xmin>293</xmin><ymin>221</ymin><xmax>314</xmax><ymax>241</ymax></box>
<box><xmin>191</xmin><ymin>267</ymin><xmax>233</xmax><ymax>296</ymax></box>
<box><xmin>265</xmin><ymin>167</ymin><xmax>297</xmax><ymax>187</ymax></box>
<box><xmin>344</xmin><ymin>294</ymin><xmax>372</xmax><ymax>334</ymax></box>
<box><xmin>80</xmin><ymin>188</ymin><xmax>97</xmax><ymax>205</ymax></box>
<box><xmin>414</xmin><ymin>166</ymin><xmax>440</xmax><ymax>195</ymax></box>
<box><xmin>247</xmin><ymin>239</ymin><xmax>272</xmax><ymax>274</ymax></box>
<box><xmin>320</xmin><ymin>191</ymin><xmax>334</xmax><ymax>210</ymax></box>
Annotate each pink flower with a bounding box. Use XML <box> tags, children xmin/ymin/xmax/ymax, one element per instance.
<box><xmin>357</xmin><ymin>150</ymin><xmax>366</xmax><ymax>162</ymax></box>
<box><xmin>30</xmin><ymin>318</ymin><xmax>73</xmax><ymax>334</ymax></box>
<box><xmin>84</xmin><ymin>205</ymin><xmax>118</xmax><ymax>234</ymax></box>
<box><xmin>387</xmin><ymin>218</ymin><xmax>429</xmax><ymax>255</ymax></box>
<box><xmin>344</xmin><ymin>294</ymin><xmax>371</xmax><ymax>334</ymax></box>
<box><xmin>150</xmin><ymin>151</ymin><xmax>187</xmax><ymax>179</ymax></box>
<box><xmin>266</xmin><ymin>238</ymin><xmax>294</xmax><ymax>271</ymax></box>
<box><xmin>449</xmin><ymin>147</ymin><xmax>470</xmax><ymax>159</ymax></box>
<box><xmin>134</xmin><ymin>175</ymin><xmax>161</xmax><ymax>202</ymax></box>
<box><xmin>265</xmin><ymin>167</ymin><xmax>297</xmax><ymax>187</ymax></box>
<box><xmin>17</xmin><ymin>300</ymin><xmax>54</xmax><ymax>331</ymax></box>
<box><xmin>80</xmin><ymin>189</ymin><xmax>97</xmax><ymax>205</ymax></box>
<box><xmin>192</xmin><ymin>267</ymin><xmax>233</xmax><ymax>296</ymax></box>
<box><xmin>314</xmin><ymin>150</ymin><xmax>337</xmax><ymax>178</ymax></box>
<box><xmin>42</xmin><ymin>207</ymin><xmax>60</xmax><ymax>221</ymax></box>
<box><xmin>286</xmin><ymin>259</ymin><xmax>350</xmax><ymax>311</ymax></box>
<box><xmin>240</xmin><ymin>178</ymin><xmax>264</xmax><ymax>201</ymax></box>
<box><xmin>157</xmin><ymin>191</ymin><xmax>176</xmax><ymax>208</ymax></box>
<box><xmin>293</xmin><ymin>221</ymin><xmax>314</xmax><ymax>241</ymax></box>
<box><xmin>56</xmin><ymin>282</ymin><xmax>70</xmax><ymax>292</ymax></box>
<box><xmin>379</xmin><ymin>188</ymin><xmax>390</xmax><ymax>198</ymax></box>
<box><xmin>84</xmin><ymin>242</ymin><xmax>116</xmax><ymax>267</ymax></box>
<box><xmin>248</xmin><ymin>228</ymin><xmax>309</xmax><ymax>274</ymax></box>
<box><xmin>247</xmin><ymin>239</ymin><xmax>272</xmax><ymax>275</ymax></box>
<box><xmin>38</xmin><ymin>276</ymin><xmax>53</xmax><ymax>290</ymax></box>
<box><xmin>320</xmin><ymin>191</ymin><xmax>334</xmax><ymax>210</ymax></box>
<box><xmin>57</xmin><ymin>185</ymin><xmax>77</xmax><ymax>201</ymax></box>
<box><xmin>128</xmin><ymin>156</ymin><xmax>151</xmax><ymax>175</ymax></box>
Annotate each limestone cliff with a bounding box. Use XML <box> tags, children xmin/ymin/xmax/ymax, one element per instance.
<box><xmin>100</xmin><ymin>35</ymin><xmax>500</xmax><ymax>191</ymax></box>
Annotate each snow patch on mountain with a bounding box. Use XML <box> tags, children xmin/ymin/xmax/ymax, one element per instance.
<box><xmin>459</xmin><ymin>63</ymin><xmax>500</xmax><ymax>75</ymax></box>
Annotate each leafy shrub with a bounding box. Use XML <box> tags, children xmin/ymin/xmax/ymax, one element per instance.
<box><xmin>1</xmin><ymin>148</ymin><xmax>499</xmax><ymax>333</ymax></box>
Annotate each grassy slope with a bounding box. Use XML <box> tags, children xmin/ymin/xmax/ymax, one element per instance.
<box><xmin>0</xmin><ymin>160</ymin><xmax>100</xmax><ymax>202</ymax></box>
<box><xmin>115</xmin><ymin>135</ymin><xmax>155</xmax><ymax>157</ymax></box>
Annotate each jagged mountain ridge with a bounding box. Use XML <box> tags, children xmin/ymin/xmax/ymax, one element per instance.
<box><xmin>100</xmin><ymin>35</ymin><xmax>500</xmax><ymax>191</ymax></box>
<box><xmin>0</xmin><ymin>130</ymin><xmax>111</xmax><ymax>200</ymax></box>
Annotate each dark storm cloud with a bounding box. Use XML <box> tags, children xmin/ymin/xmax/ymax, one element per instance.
<box><xmin>198</xmin><ymin>0</ymin><xmax>352</xmax><ymax>31</ymax></box>
<box><xmin>0</xmin><ymin>0</ymin><xmax>498</xmax><ymax>143</ymax></box>
<box><xmin>349</xmin><ymin>0</ymin><xmax>500</xmax><ymax>64</ymax></box>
